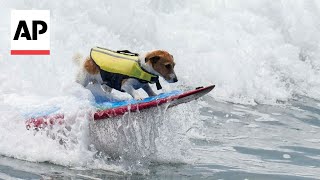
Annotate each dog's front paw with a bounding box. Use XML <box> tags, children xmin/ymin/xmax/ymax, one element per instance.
<box><xmin>148</xmin><ymin>93</ymin><xmax>157</xmax><ymax>97</ymax></box>
<box><xmin>134</xmin><ymin>96</ymin><xmax>143</xmax><ymax>101</ymax></box>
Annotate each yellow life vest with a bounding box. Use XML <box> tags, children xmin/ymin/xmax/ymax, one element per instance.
<box><xmin>90</xmin><ymin>47</ymin><xmax>162</xmax><ymax>91</ymax></box>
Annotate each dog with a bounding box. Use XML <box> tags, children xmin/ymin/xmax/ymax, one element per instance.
<box><xmin>73</xmin><ymin>48</ymin><xmax>178</xmax><ymax>100</ymax></box>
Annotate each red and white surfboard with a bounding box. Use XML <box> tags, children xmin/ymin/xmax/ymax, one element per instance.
<box><xmin>26</xmin><ymin>85</ymin><xmax>215</xmax><ymax>129</ymax></box>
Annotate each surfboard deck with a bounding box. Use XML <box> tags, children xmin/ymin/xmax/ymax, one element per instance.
<box><xmin>26</xmin><ymin>85</ymin><xmax>215</xmax><ymax>129</ymax></box>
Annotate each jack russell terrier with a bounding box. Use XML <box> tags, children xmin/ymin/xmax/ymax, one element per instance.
<box><xmin>73</xmin><ymin>47</ymin><xmax>178</xmax><ymax>100</ymax></box>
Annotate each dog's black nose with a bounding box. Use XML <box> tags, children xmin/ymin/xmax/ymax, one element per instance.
<box><xmin>173</xmin><ymin>77</ymin><xmax>178</xmax><ymax>82</ymax></box>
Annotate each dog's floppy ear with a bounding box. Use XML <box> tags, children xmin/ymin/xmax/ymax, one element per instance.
<box><xmin>145</xmin><ymin>55</ymin><xmax>160</xmax><ymax>64</ymax></box>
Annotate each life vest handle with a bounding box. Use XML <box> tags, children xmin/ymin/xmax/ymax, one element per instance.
<box><xmin>116</xmin><ymin>50</ymin><xmax>139</xmax><ymax>56</ymax></box>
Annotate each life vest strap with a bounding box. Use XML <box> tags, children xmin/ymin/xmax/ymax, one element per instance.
<box><xmin>156</xmin><ymin>81</ymin><xmax>162</xmax><ymax>90</ymax></box>
<box><xmin>116</xmin><ymin>50</ymin><xmax>139</xmax><ymax>56</ymax></box>
<box><xmin>150</xmin><ymin>76</ymin><xmax>162</xmax><ymax>90</ymax></box>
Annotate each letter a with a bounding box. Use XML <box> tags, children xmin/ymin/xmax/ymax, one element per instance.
<box><xmin>13</xmin><ymin>20</ymin><xmax>32</xmax><ymax>40</ymax></box>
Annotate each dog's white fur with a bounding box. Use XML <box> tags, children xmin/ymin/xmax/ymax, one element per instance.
<box><xmin>73</xmin><ymin>51</ymin><xmax>177</xmax><ymax>100</ymax></box>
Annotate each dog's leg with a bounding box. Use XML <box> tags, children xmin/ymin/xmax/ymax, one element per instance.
<box><xmin>122</xmin><ymin>85</ymin><xmax>141</xmax><ymax>100</ymax></box>
<box><xmin>142</xmin><ymin>84</ymin><xmax>157</xmax><ymax>97</ymax></box>
<box><xmin>121</xmin><ymin>79</ymin><xmax>142</xmax><ymax>100</ymax></box>
<box><xmin>75</xmin><ymin>69</ymin><xmax>90</xmax><ymax>87</ymax></box>
<box><xmin>101</xmin><ymin>84</ymin><xmax>112</xmax><ymax>93</ymax></box>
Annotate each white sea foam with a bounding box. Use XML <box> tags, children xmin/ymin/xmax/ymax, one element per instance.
<box><xmin>1</xmin><ymin>0</ymin><xmax>320</xmax><ymax>175</ymax></box>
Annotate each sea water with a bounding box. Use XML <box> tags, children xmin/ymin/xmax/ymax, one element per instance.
<box><xmin>0</xmin><ymin>0</ymin><xmax>320</xmax><ymax>179</ymax></box>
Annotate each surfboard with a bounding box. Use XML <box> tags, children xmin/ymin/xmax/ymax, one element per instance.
<box><xmin>26</xmin><ymin>85</ymin><xmax>215</xmax><ymax>129</ymax></box>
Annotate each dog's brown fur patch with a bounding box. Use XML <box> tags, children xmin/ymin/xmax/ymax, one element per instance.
<box><xmin>84</xmin><ymin>57</ymin><xmax>100</xmax><ymax>74</ymax></box>
<box><xmin>145</xmin><ymin>50</ymin><xmax>175</xmax><ymax>81</ymax></box>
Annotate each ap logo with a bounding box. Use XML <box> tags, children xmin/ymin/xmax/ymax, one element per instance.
<box><xmin>11</xmin><ymin>10</ymin><xmax>50</xmax><ymax>55</ymax></box>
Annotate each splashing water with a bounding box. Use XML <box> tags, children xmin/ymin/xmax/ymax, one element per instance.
<box><xmin>1</xmin><ymin>0</ymin><xmax>320</xmax><ymax>178</ymax></box>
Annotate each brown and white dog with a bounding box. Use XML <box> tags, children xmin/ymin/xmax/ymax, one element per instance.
<box><xmin>73</xmin><ymin>50</ymin><xmax>178</xmax><ymax>100</ymax></box>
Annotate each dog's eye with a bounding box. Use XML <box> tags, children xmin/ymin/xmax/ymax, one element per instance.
<box><xmin>165</xmin><ymin>64</ymin><xmax>171</xmax><ymax>69</ymax></box>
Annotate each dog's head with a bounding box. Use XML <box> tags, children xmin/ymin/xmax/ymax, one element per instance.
<box><xmin>145</xmin><ymin>50</ymin><xmax>178</xmax><ymax>83</ymax></box>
